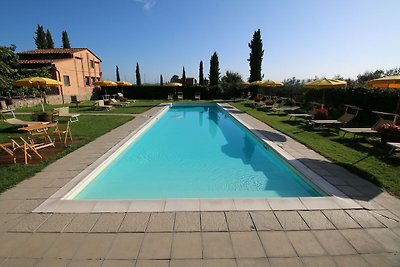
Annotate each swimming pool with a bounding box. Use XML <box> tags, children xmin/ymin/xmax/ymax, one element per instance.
<box><xmin>68</xmin><ymin>103</ymin><xmax>323</xmax><ymax>200</ymax></box>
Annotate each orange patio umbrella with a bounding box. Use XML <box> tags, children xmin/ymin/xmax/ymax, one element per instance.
<box><xmin>366</xmin><ymin>75</ymin><xmax>400</xmax><ymax>115</ymax></box>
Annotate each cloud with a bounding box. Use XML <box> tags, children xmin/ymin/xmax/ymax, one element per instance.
<box><xmin>135</xmin><ymin>0</ymin><xmax>156</xmax><ymax>11</ymax></box>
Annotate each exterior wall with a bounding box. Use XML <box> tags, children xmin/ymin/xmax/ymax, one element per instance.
<box><xmin>1</xmin><ymin>95</ymin><xmax>65</xmax><ymax>109</ymax></box>
<box><xmin>53</xmin><ymin>50</ymin><xmax>101</xmax><ymax>100</ymax></box>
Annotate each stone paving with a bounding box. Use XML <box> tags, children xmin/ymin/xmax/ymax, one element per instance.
<box><xmin>0</xmin><ymin>103</ymin><xmax>399</xmax><ymax>266</ymax></box>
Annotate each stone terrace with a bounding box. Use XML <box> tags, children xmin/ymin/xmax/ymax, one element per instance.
<box><xmin>0</xmin><ymin>103</ymin><xmax>399</xmax><ymax>266</ymax></box>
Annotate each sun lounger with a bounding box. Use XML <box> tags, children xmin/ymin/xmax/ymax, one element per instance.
<box><xmin>177</xmin><ymin>92</ymin><xmax>183</xmax><ymax>100</ymax></box>
<box><xmin>167</xmin><ymin>93</ymin><xmax>174</xmax><ymax>100</ymax></box>
<box><xmin>110</xmin><ymin>98</ymin><xmax>129</xmax><ymax>107</ymax></box>
<box><xmin>1</xmin><ymin>109</ymin><xmax>44</xmax><ymax>126</ymax></box>
<box><xmin>309</xmin><ymin>105</ymin><xmax>361</xmax><ymax>128</ymax></box>
<box><xmin>387</xmin><ymin>142</ymin><xmax>400</xmax><ymax>155</ymax></box>
<box><xmin>195</xmin><ymin>92</ymin><xmax>201</xmax><ymax>100</ymax></box>
<box><xmin>53</xmin><ymin>107</ymin><xmax>80</xmax><ymax>122</ymax></box>
<box><xmin>288</xmin><ymin>102</ymin><xmax>323</xmax><ymax>120</ymax></box>
<box><xmin>340</xmin><ymin>118</ymin><xmax>392</xmax><ymax>138</ymax></box>
<box><xmin>93</xmin><ymin>100</ymin><xmax>112</xmax><ymax>110</ymax></box>
<box><xmin>272</xmin><ymin>106</ymin><xmax>301</xmax><ymax>114</ymax></box>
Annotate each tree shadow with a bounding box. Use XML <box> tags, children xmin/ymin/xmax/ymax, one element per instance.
<box><xmin>255</xmin><ymin>130</ymin><xmax>287</xmax><ymax>142</ymax></box>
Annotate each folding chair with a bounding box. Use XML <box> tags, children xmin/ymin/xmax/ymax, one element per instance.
<box><xmin>53</xmin><ymin>121</ymin><xmax>73</xmax><ymax>146</ymax></box>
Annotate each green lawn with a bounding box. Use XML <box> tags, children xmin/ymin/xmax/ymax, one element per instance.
<box><xmin>232</xmin><ymin>102</ymin><xmax>400</xmax><ymax>196</ymax></box>
<box><xmin>0</xmin><ymin>99</ymin><xmax>163</xmax><ymax>193</ymax></box>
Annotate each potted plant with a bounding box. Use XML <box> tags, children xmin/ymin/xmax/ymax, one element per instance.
<box><xmin>35</xmin><ymin>110</ymin><xmax>53</xmax><ymax>122</ymax></box>
<box><xmin>314</xmin><ymin>107</ymin><xmax>328</xmax><ymax>120</ymax></box>
<box><xmin>378</xmin><ymin>123</ymin><xmax>400</xmax><ymax>143</ymax></box>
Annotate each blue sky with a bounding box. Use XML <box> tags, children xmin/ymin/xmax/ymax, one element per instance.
<box><xmin>1</xmin><ymin>0</ymin><xmax>399</xmax><ymax>83</ymax></box>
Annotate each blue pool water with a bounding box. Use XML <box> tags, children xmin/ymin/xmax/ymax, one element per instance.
<box><xmin>74</xmin><ymin>103</ymin><xmax>322</xmax><ymax>200</ymax></box>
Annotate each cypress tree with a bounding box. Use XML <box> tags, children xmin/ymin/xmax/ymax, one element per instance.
<box><xmin>136</xmin><ymin>62</ymin><xmax>142</xmax><ymax>85</ymax></box>
<box><xmin>160</xmin><ymin>74</ymin><xmax>163</xmax><ymax>86</ymax></box>
<box><xmin>209</xmin><ymin>52</ymin><xmax>220</xmax><ymax>86</ymax></box>
<box><xmin>199</xmin><ymin>60</ymin><xmax>204</xmax><ymax>85</ymax></box>
<box><xmin>62</xmin><ymin>31</ymin><xmax>71</xmax><ymax>48</ymax></box>
<box><xmin>46</xmin><ymin>29</ymin><xmax>54</xmax><ymax>49</ymax></box>
<box><xmin>182</xmin><ymin>66</ymin><xmax>186</xmax><ymax>86</ymax></box>
<box><xmin>248</xmin><ymin>29</ymin><xmax>264</xmax><ymax>82</ymax></box>
<box><xmin>34</xmin><ymin>25</ymin><xmax>47</xmax><ymax>49</ymax></box>
<box><xmin>116</xmin><ymin>65</ymin><xmax>120</xmax><ymax>81</ymax></box>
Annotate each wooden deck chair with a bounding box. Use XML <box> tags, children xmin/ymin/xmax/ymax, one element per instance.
<box><xmin>309</xmin><ymin>105</ymin><xmax>361</xmax><ymax>128</ymax></box>
<box><xmin>0</xmin><ymin>141</ymin><xmax>19</xmax><ymax>163</ymax></box>
<box><xmin>6</xmin><ymin>137</ymin><xmax>43</xmax><ymax>164</ymax></box>
<box><xmin>341</xmin><ymin>118</ymin><xmax>393</xmax><ymax>138</ymax></box>
<box><xmin>1</xmin><ymin>109</ymin><xmax>43</xmax><ymax>126</ymax></box>
<box><xmin>53</xmin><ymin>107</ymin><xmax>80</xmax><ymax>123</ymax></box>
<box><xmin>195</xmin><ymin>92</ymin><xmax>201</xmax><ymax>100</ymax></box>
<box><xmin>93</xmin><ymin>100</ymin><xmax>112</xmax><ymax>110</ymax></box>
<box><xmin>53</xmin><ymin>121</ymin><xmax>73</xmax><ymax>146</ymax></box>
<box><xmin>167</xmin><ymin>93</ymin><xmax>174</xmax><ymax>100</ymax></box>
<box><xmin>177</xmin><ymin>92</ymin><xmax>183</xmax><ymax>100</ymax></box>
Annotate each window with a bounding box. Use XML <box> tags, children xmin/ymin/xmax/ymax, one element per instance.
<box><xmin>63</xmin><ymin>75</ymin><xmax>70</xmax><ymax>86</ymax></box>
<box><xmin>91</xmin><ymin>77</ymin><xmax>96</xmax><ymax>84</ymax></box>
<box><xmin>85</xmin><ymin>76</ymin><xmax>90</xmax><ymax>86</ymax></box>
<box><xmin>90</xmin><ymin>60</ymin><xmax>94</xmax><ymax>68</ymax></box>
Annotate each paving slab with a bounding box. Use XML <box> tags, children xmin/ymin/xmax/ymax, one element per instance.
<box><xmin>230</xmin><ymin>231</ymin><xmax>266</xmax><ymax>258</ymax></box>
<box><xmin>102</xmin><ymin>259</ymin><xmax>135</xmax><ymax>267</ymax></box>
<box><xmin>0</xmin><ymin>213</ymin><xmax>24</xmax><ymax>232</ymax></box>
<box><xmin>313</xmin><ymin>230</ymin><xmax>357</xmax><ymax>255</ymax></box>
<box><xmin>369</xmin><ymin>210</ymin><xmax>400</xmax><ymax>228</ymax></box>
<box><xmin>201</xmin><ymin>212</ymin><xmax>228</xmax><ymax>231</ymax></box>
<box><xmin>0</xmin><ymin>258</ymin><xmax>39</xmax><ymax>267</ymax></box>
<box><xmin>146</xmin><ymin>212</ymin><xmax>175</xmax><ymax>232</ymax></box>
<box><xmin>174</xmin><ymin>212</ymin><xmax>200</xmax><ymax>232</ymax></box>
<box><xmin>236</xmin><ymin>258</ymin><xmax>270</xmax><ymax>267</ymax></box>
<box><xmin>68</xmin><ymin>259</ymin><xmax>103</xmax><ymax>267</ymax></box>
<box><xmin>135</xmin><ymin>260</ymin><xmax>169</xmax><ymax>267</ymax></box>
<box><xmin>10</xmin><ymin>232</ymin><xmax>58</xmax><ymax>258</ymax></box>
<box><xmin>169</xmin><ymin>259</ymin><xmax>202</xmax><ymax>267</ymax></box>
<box><xmin>36</xmin><ymin>213</ymin><xmax>75</xmax><ymax>232</ymax></box>
<box><xmin>202</xmin><ymin>232</ymin><xmax>234</xmax><ymax>259</ymax></box>
<box><xmin>0</xmin><ymin>232</ymin><xmax>32</xmax><ymax>257</ymax></box>
<box><xmin>268</xmin><ymin>257</ymin><xmax>303</xmax><ymax>267</ymax></box>
<box><xmin>286</xmin><ymin>231</ymin><xmax>327</xmax><ymax>256</ymax></box>
<box><xmin>118</xmin><ymin>213</ymin><xmax>150</xmax><ymax>232</ymax></box>
<box><xmin>268</xmin><ymin>198</ymin><xmax>306</xmax><ymax>210</ymax></box>
<box><xmin>298</xmin><ymin>210</ymin><xmax>335</xmax><ymax>230</ymax></box>
<box><xmin>340</xmin><ymin>229</ymin><xmax>386</xmax><ymax>254</ymax></box>
<box><xmin>250</xmin><ymin>211</ymin><xmax>282</xmax><ymax>230</ymax></box>
<box><xmin>333</xmin><ymin>255</ymin><xmax>370</xmax><ymax>267</ymax></box>
<box><xmin>201</xmin><ymin>259</ymin><xmax>237</xmax><ymax>267</ymax></box>
<box><xmin>10</xmin><ymin>213</ymin><xmax>51</xmax><ymax>232</ymax></box>
<box><xmin>106</xmin><ymin>233</ymin><xmax>144</xmax><ymax>259</ymax></box>
<box><xmin>322</xmin><ymin>210</ymin><xmax>360</xmax><ymax>229</ymax></box>
<box><xmin>43</xmin><ymin>233</ymin><xmax>85</xmax><ymax>259</ymax></box>
<box><xmin>274</xmin><ymin>211</ymin><xmax>309</xmax><ymax>230</ymax></box>
<box><xmin>171</xmin><ymin>232</ymin><xmax>202</xmax><ymax>259</ymax></box>
<box><xmin>63</xmin><ymin>213</ymin><xmax>100</xmax><ymax>233</ymax></box>
<box><xmin>90</xmin><ymin>213</ymin><xmax>125</xmax><ymax>232</ymax></box>
<box><xmin>225</xmin><ymin>211</ymin><xmax>254</xmax><ymax>231</ymax></box>
<box><xmin>301</xmin><ymin>256</ymin><xmax>336</xmax><ymax>267</ymax></box>
<box><xmin>362</xmin><ymin>253</ymin><xmax>400</xmax><ymax>267</ymax></box>
<box><xmin>73</xmin><ymin>233</ymin><xmax>115</xmax><ymax>259</ymax></box>
<box><xmin>365</xmin><ymin>228</ymin><xmax>400</xmax><ymax>252</ymax></box>
<box><xmin>35</xmin><ymin>258</ymin><xmax>70</xmax><ymax>267</ymax></box>
<box><xmin>138</xmin><ymin>233</ymin><xmax>172</xmax><ymax>259</ymax></box>
<box><xmin>258</xmin><ymin>231</ymin><xmax>297</xmax><ymax>257</ymax></box>
<box><xmin>345</xmin><ymin>209</ymin><xmax>385</xmax><ymax>228</ymax></box>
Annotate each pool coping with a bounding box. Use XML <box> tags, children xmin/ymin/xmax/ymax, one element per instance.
<box><xmin>34</xmin><ymin>102</ymin><xmax>363</xmax><ymax>213</ymax></box>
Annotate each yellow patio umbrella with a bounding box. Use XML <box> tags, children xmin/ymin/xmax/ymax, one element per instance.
<box><xmin>366</xmin><ymin>75</ymin><xmax>400</xmax><ymax>114</ymax></box>
<box><xmin>14</xmin><ymin>77</ymin><xmax>63</xmax><ymax>109</ymax></box>
<box><xmin>94</xmin><ymin>80</ymin><xmax>117</xmax><ymax>96</ymax></box>
<box><xmin>304</xmin><ymin>78</ymin><xmax>347</xmax><ymax>105</ymax></box>
<box><xmin>116</xmin><ymin>81</ymin><xmax>133</xmax><ymax>86</ymax></box>
<box><xmin>166</xmin><ymin>82</ymin><xmax>183</xmax><ymax>86</ymax></box>
<box><xmin>260</xmin><ymin>80</ymin><xmax>284</xmax><ymax>87</ymax></box>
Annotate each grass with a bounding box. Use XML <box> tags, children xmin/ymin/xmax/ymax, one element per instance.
<box><xmin>0</xmin><ymin>99</ymin><xmax>162</xmax><ymax>193</ymax></box>
<box><xmin>232</xmin><ymin>102</ymin><xmax>400</xmax><ymax>196</ymax></box>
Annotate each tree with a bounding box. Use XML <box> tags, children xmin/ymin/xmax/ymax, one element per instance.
<box><xmin>0</xmin><ymin>45</ymin><xmax>19</xmax><ymax>96</ymax></box>
<box><xmin>220</xmin><ymin>71</ymin><xmax>243</xmax><ymax>98</ymax></box>
<box><xmin>34</xmin><ymin>25</ymin><xmax>47</xmax><ymax>49</ymax></box>
<box><xmin>182</xmin><ymin>66</ymin><xmax>186</xmax><ymax>86</ymax></box>
<box><xmin>248</xmin><ymin>29</ymin><xmax>264</xmax><ymax>82</ymax></box>
<box><xmin>46</xmin><ymin>29</ymin><xmax>54</xmax><ymax>49</ymax></box>
<box><xmin>160</xmin><ymin>74</ymin><xmax>163</xmax><ymax>86</ymax></box>
<box><xmin>209</xmin><ymin>52</ymin><xmax>220</xmax><ymax>86</ymax></box>
<box><xmin>357</xmin><ymin>70</ymin><xmax>384</xmax><ymax>85</ymax></box>
<box><xmin>199</xmin><ymin>60</ymin><xmax>204</xmax><ymax>85</ymax></box>
<box><xmin>116</xmin><ymin>65</ymin><xmax>120</xmax><ymax>81</ymax></box>
<box><xmin>136</xmin><ymin>62</ymin><xmax>141</xmax><ymax>85</ymax></box>
<box><xmin>62</xmin><ymin>31</ymin><xmax>71</xmax><ymax>48</ymax></box>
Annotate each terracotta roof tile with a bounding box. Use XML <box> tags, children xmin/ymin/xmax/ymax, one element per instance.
<box><xmin>18</xmin><ymin>59</ymin><xmax>59</xmax><ymax>64</ymax></box>
<box><xmin>18</xmin><ymin>48</ymin><xmax>86</xmax><ymax>55</ymax></box>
